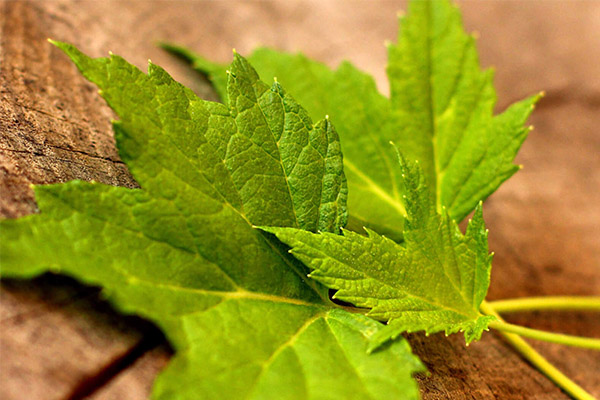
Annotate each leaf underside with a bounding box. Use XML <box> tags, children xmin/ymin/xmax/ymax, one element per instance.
<box><xmin>0</xmin><ymin>44</ymin><xmax>423</xmax><ymax>399</ymax></box>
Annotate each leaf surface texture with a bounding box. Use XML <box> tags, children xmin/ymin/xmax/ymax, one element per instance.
<box><xmin>0</xmin><ymin>43</ymin><xmax>422</xmax><ymax>400</ymax></box>
<box><xmin>176</xmin><ymin>0</ymin><xmax>539</xmax><ymax>239</ymax></box>
<box><xmin>266</xmin><ymin>156</ymin><xmax>495</xmax><ymax>349</ymax></box>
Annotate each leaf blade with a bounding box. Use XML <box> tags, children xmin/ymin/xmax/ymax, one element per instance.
<box><xmin>1</xmin><ymin>43</ymin><xmax>421</xmax><ymax>399</ymax></box>
<box><xmin>265</xmin><ymin>155</ymin><xmax>496</xmax><ymax>348</ymax></box>
<box><xmin>174</xmin><ymin>0</ymin><xmax>539</xmax><ymax>238</ymax></box>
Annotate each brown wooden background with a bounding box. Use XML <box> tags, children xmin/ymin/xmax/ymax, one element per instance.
<box><xmin>1</xmin><ymin>1</ymin><xmax>599</xmax><ymax>399</ymax></box>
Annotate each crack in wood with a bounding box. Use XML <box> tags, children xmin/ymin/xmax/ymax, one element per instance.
<box><xmin>1</xmin><ymin>98</ymin><xmax>104</xmax><ymax>133</ymax></box>
<box><xmin>65</xmin><ymin>331</ymin><xmax>167</xmax><ymax>400</ymax></box>
<box><xmin>0</xmin><ymin>146</ymin><xmax>125</xmax><ymax>166</ymax></box>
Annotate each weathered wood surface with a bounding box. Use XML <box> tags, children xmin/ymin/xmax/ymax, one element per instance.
<box><xmin>1</xmin><ymin>1</ymin><xmax>598</xmax><ymax>399</ymax></box>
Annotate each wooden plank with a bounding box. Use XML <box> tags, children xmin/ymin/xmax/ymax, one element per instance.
<box><xmin>0</xmin><ymin>2</ymin><xmax>185</xmax><ymax>399</ymax></box>
<box><xmin>1</xmin><ymin>1</ymin><xmax>598</xmax><ymax>399</ymax></box>
<box><xmin>0</xmin><ymin>277</ymin><xmax>164</xmax><ymax>400</ymax></box>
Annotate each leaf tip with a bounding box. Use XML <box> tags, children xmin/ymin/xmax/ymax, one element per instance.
<box><xmin>47</xmin><ymin>39</ymin><xmax>70</xmax><ymax>52</ymax></box>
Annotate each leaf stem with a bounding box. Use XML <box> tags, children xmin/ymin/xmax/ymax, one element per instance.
<box><xmin>481</xmin><ymin>301</ymin><xmax>596</xmax><ymax>400</ymax></box>
<box><xmin>488</xmin><ymin>296</ymin><xmax>600</xmax><ymax>313</ymax></box>
<box><xmin>489</xmin><ymin>320</ymin><xmax>600</xmax><ymax>350</ymax></box>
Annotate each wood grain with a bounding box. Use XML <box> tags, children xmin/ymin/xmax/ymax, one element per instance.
<box><xmin>1</xmin><ymin>1</ymin><xmax>598</xmax><ymax>399</ymax></box>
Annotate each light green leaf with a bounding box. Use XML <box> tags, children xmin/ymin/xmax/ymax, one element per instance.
<box><xmin>387</xmin><ymin>0</ymin><xmax>540</xmax><ymax>221</ymax></box>
<box><xmin>167</xmin><ymin>0</ymin><xmax>540</xmax><ymax>240</ymax></box>
<box><xmin>0</xmin><ymin>43</ymin><xmax>423</xmax><ymax>399</ymax></box>
<box><xmin>264</xmin><ymin>155</ymin><xmax>496</xmax><ymax>350</ymax></box>
<box><xmin>164</xmin><ymin>44</ymin><xmax>406</xmax><ymax>239</ymax></box>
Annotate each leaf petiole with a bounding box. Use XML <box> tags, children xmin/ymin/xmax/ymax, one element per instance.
<box><xmin>489</xmin><ymin>320</ymin><xmax>600</xmax><ymax>351</ymax></box>
<box><xmin>488</xmin><ymin>296</ymin><xmax>600</xmax><ymax>313</ymax></box>
<box><xmin>481</xmin><ymin>301</ymin><xmax>596</xmax><ymax>400</ymax></box>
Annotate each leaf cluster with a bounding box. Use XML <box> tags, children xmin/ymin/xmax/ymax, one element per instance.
<box><xmin>0</xmin><ymin>1</ymin><xmax>541</xmax><ymax>399</ymax></box>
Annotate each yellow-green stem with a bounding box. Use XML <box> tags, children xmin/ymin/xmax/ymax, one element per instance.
<box><xmin>488</xmin><ymin>296</ymin><xmax>600</xmax><ymax>313</ymax></box>
<box><xmin>489</xmin><ymin>320</ymin><xmax>600</xmax><ymax>350</ymax></box>
<box><xmin>481</xmin><ymin>301</ymin><xmax>596</xmax><ymax>400</ymax></box>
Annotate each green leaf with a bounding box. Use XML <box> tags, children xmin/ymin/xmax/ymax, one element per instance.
<box><xmin>264</xmin><ymin>155</ymin><xmax>496</xmax><ymax>350</ymax></box>
<box><xmin>0</xmin><ymin>43</ymin><xmax>424</xmax><ymax>399</ymax></box>
<box><xmin>164</xmin><ymin>44</ymin><xmax>406</xmax><ymax>240</ymax></box>
<box><xmin>167</xmin><ymin>0</ymin><xmax>540</xmax><ymax>240</ymax></box>
<box><xmin>387</xmin><ymin>0</ymin><xmax>540</xmax><ymax>221</ymax></box>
